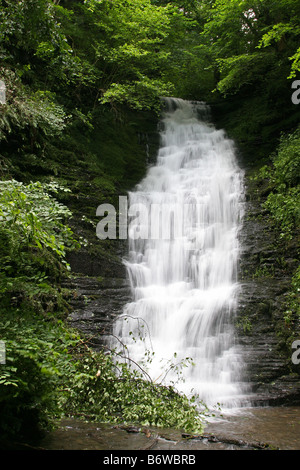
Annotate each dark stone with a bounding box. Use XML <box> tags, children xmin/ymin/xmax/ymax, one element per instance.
<box><xmin>234</xmin><ymin>177</ymin><xmax>300</xmax><ymax>405</ymax></box>
<box><xmin>64</xmin><ymin>275</ymin><xmax>132</xmax><ymax>349</ymax></box>
<box><xmin>66</xmin><ymin>250</ymin><xmax>127</xmax><ymax>279</ymax></box>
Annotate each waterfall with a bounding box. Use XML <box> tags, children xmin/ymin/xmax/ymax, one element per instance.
<box><xmin>111</xmin><ymin>98</ymin><xmax>249</xmax><ymax>408</ymax></box>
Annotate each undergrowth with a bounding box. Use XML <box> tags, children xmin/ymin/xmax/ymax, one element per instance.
<box><xmin>0</xmin><ymin>179</ymin><xmax>205</xmax><ymax>442</ymax></box>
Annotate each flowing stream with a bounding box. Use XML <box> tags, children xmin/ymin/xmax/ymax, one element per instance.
<box><xmin>111</xmin><ymin>98</ymin><xmax>250</xmax><ymax>409</ymax></box>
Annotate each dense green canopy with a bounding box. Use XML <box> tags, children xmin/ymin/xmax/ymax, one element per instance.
<box><xmin>0</xmin><ymin>0</ymin><xmax>299</xmax><ymax>443</ymax></box>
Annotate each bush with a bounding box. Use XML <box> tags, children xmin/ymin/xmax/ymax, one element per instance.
<box><xmin>0</xmin><ymin>179</ymin><xmax>79</xmax><ymax>302</ymax></box>
<box><xmin>0</xmin><ymin>314</ymin><xmax>205</xmax><ymax>441</ymax></box>
<box><xmin>272</xmin><ymin>126</ymin><xmax>300</xmax><ymax>188</ymax></box>
<box><xmin>0</xmin><ymin>179</ymin><xmax>81</xmax><ymax>440</ymax></box>
<box><xmin>256</xmin><ymin>126</ymin><xmax>300</xmax><ymax>240</ymax></box>
<box><xmin>0</xmin><ymin>311</ymin><xmax>81</xmax><ymax>440</ymax></box>
<box><xmin>0</xmin><ymin>67</ymin><xmax>67</xmax><ymax>145</ymax></box>
<box><xmin>62</xmin><ymin>344</ymin><xmax>205</xmax><ymax>435</ymax></box>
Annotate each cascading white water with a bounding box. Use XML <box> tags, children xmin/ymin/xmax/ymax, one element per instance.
<box><xmin>111</xmin><ymin>98</ymin><xmax>249</xmax><ymax>408</ymax></box>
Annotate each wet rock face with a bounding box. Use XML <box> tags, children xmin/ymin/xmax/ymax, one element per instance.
<box><xmin>60</xmin><ymin>109</ymin><xmax>161</xmax><ymax>353</ymax></box>
<box><xmin>64</xmin><ymin>163</ymin><xmax>300</xmax><ymax>406</ymax></box>
<box><xmin>67</xmin><ymin>249</ymin><xmax>127</xmax><ymax>280</ymax></box>
<box><xmin>64</xmin><ymin>243</ymin><xmax>130</xmax><ymax>348</ymax></box>
<box><xmin>64</xmin><ymin>276</ymin><xmax>132</xmax><ymax>350</ymax></box>
<box><xmin>235</xmin><ymin>182</ymin><xmax>300</xmax><ymax>405</ymax></box>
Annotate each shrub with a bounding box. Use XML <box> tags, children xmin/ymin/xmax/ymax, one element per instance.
<box><xmin>256</xmin><ymin>126</ymin><xmax>300</xmax><ymax>240</ymax></box>
<box><xmin>0</xmin><ymin>179</ymin><xmax>79</xmax><ymax>302</ymax></box>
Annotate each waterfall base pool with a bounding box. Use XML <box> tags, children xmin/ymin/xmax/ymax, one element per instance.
<box><xmin>35</xmin><ymin>406</ymin><xmax>300</xmax><ymax>451</ymax></box>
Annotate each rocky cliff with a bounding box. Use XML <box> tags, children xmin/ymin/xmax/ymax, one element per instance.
<box><xmin>236</xmin><ymin>174</ymin><xmax>300</xmax><ymax>405</ymax></box>
<box><xmin>63</xmin><ymin>108</ymin><xmax>300</xmax><ymax>407</ymax></box>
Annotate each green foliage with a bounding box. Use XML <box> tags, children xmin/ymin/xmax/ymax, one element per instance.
<box><xmin>263</xmin><ymin>188</ymin><xmax>300</xmax><ymax>240</ymax></box>
<box><xmin>0</xmin><ymin>0</ymin><xmax>299</xmax><ymax>444</ymax></box>
<box><xmin>290</xmin><ymin>267</ymin><xmax>300</xmax><ymax>318</ymax></box>
<box><xmin>201</xmin><ymin>0</ymin><xmax>259</xmax><ymax>58</ymax></box>
<box><xmin>235</xmin><ymin>316</ymin><xmax>252</xmax><ymax>335</ymax></box>
<box><xmin>283</xmin><ymin>266</ymin><xmax>300</xmax><ymax>329</ymax></box>
<box><xmin>0</xmin><ymin>310</ymin><xmax>81</xmax><ymax>439</ymax></box>
<box><xmin>257</xmin><ymin>7</ymin><xmax>300</xmax><ymax>79</ymax></box>
<box><xmin>82</xmin><ymin>0</ymin><xmax>190</xmax><ymax>110</ymax></box>
<box><xmin>289</xmin><ymin>47</ymin><xmax>300</xmax><ymax>78</ymax></box>
<box><xmin>257</xmin><ymin>126</ymin><xmax>300</xmax><ymax>240</ymax></box>
<box><xmin>270</xmin><ymin>127</ymin><xmax>300</xmax><ymax>188</ymax></box>
<box><xmin>63</xmin><ymin>345</ymin><xmax>205</xmax><ymax>434</ymax></box>
<box><xmin>0</xmin><ymin>67</ymin><xmax>67</xmax><ymax>144</ymax></box>
<box><xmin>252</xmin><ymin>125</ymin><xmax>299</xmax><ymax>347</ymax></box>
<box><xmin>216</xmin><ymin>51</ymin><xmax>275</xmax><ymax>96</ymax></box>
<box><xmin>1</xmin><ymin>0</ymin><xmax>299</xmax><ymax>114</ymax></box>
<box><xmin>161</xmin><ymin>10</ymin><xmax>215</xmax><ymax>100</ymax></box>
<box><xmin>0</xmin><ymin>178</ymin><xmax>81</xmax><ymax>439</ymax></box>
<box><xmin>0</xmin><ymin>315</ymin><xmax>205</xmax><ymax>440</ymax></box>
<box><xmin>0</xmin><ymin>178</ymin><xmax>205</xmax><ymax>440</ymax></box>
<box><xmin>199</xmin><ymin>0</ymin><xmax>300</xmax><ymax>99</ymax></box>
<box><xmin>0</xmin><ymin>179</ymin><xmax>79</xmax><ymax>302</ymax></box>
<box><xmin>100</xmin><ymin>78</ymin><xmax>174</xmax><ymax>113</ymax></box>
<box><xmin>0</xmin><ymin>0</ymin><xmax>79</xmax><ymax>85</ymax></box>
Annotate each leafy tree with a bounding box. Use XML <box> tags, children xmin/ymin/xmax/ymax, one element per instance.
<box><xmin>79</xmin><ymin>0</ymin><xmax>181</xmax><ymax>111</ymax></box>
<box><xmin>198</xmin><ymin>0</ymin><xmax>300</xmax><ymax>95</ymax></box>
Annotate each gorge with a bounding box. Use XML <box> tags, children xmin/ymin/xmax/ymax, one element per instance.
<box><xmin>1</xmin><ymin>0</ymin><xmax>299</xmax><ymax>448</ymax></box>
<box><xmin>67</xmin><ymin>98</ymin><xmax>300</xmax><ymax>412</ymax></box>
